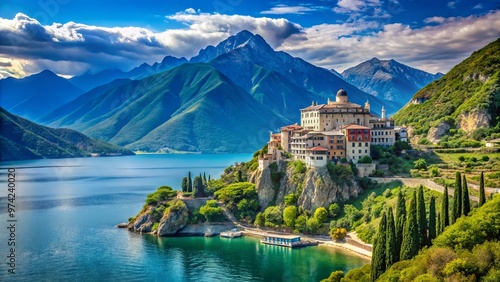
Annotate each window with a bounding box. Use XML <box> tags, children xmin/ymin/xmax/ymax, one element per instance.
<box><xmin>365</xmin><ymin>150</ymin><xmax>368</xmax><ymax>153</ymax></box>
<box><xmin>353</xmin><ymin>143</ymin><xmax>355</xmax><ymax>147</ymax></box>
<box><xmin>352</xmin><ymin>150</ymin><xmax>355</xmax><ymax>153</ymax></box>
<box><xmin>365</xmin><ymin>143</ymin><xmax>368</xmax><ymax>147</ymax></box>
<box><xmin>359</xmin><ymin>150</ymin><xmax>362</xmax><ymax>153</ymax></box>
<box><xmin>358</xmin><ymin>143</ymin><xmax>362</xmax><ymax>147</ymax></box>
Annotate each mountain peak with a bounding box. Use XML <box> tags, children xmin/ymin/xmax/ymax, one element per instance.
<box><xmin>190</xmin><ymin>30</ymin><xmax>272</xmax><ymax>63</ymax></box>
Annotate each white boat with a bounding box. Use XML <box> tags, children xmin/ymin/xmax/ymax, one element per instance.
<box><xmin>220</xmin><ymin>229</ymin><xmax>242</xmax><ymax>238</ymax></box>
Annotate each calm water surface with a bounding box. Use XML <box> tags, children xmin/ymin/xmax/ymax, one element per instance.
<box><xmin>0</xmin><ymin>154</ymin><xmax>367</xmax><ymax>281</ymax></box>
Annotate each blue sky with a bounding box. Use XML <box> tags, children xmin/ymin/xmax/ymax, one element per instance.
<box><xmin>0</xmin><ymin>0</ymin><xmax>499</xmax><ymax>78</ymax></box>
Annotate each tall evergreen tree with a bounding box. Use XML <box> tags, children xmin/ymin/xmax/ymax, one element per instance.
<box><xmin>400</xmin><ymin>190</ymin><xmax>419</xmax><ymax>260</ymax></box>
<box><xmin>208</xmin><ymin>175</ymin><xmax>211</xmax><ymax>182</ymax></box>
<box><xmin>428</xmin><ymin>196</ymin><xmax>436</xmax><ymax>244</ymax></box>
<box><xmin>479</xmin><ymin>171</ymin><xmax>486</xmax><ymax>206</ymax></box>
<box><xmin>416</xmin><ymin>185</ymin><xmax>427</xmax><ymax>248</ymax></box>
<box><xmin>437</xmin><ymin>212</ymin><xmax>442</xmax><ymax>235</ymax></box>
<box><xmin>187</xmin><ymin>171</ymin><xmax>193</xmax><ymax>193</ymax></box>
<box><xmin>181</xmin><ymin>177</ymin><xmax>188</xmax><ymax>193</ymax></box>
<box><xmin>452</xmin><ymin>172</ymin><xmax>462</xmax><ymax>223</ymax></box>
<box><xmin>395</xmin><ymin>191</ymin><xmax>406</xmax><ymax>261</ymax></box>
<box><xmin>203</xmin><ymin>172</ymin><xmax>207</xmax><ymax>186</ymax></box>
<box><xmin>385</xmin><ymin>207</ymin><xmax>397</xmax><ymax>269</ymax></box>
<box><xmin>461</xmin><ymin>175</ymin><xmax>470</xmax><ymax>216</ymax></box>
<box><xmin>371</xmin><ymin>212</ymin><xmax>387</xmax><ymax>282</ymax></box>
<box><xmin>193</xmin><ymin>176</ymin><xmax>205</xmax><ymax>197</ymax></box>
<box><xmin>441</xmin><ymin>185</ymin><xmax>450</xmax><ymax>232</ymax></box>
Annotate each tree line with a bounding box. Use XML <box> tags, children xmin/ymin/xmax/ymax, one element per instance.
<box><xmin>371</xmin><ymin>171</ymin><xmax>488</xmax><ymax>281</ymax></box>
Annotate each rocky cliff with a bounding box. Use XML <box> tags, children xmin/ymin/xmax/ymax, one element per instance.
<box><xmin>250</xmin><ymin>161</ymin><xmax>362</xmax><ymax>211</ymax></box>
<box><xmin>129</xmin><ymin>199</ymin><xmax>189</xmax><ymax>236</ymax></box>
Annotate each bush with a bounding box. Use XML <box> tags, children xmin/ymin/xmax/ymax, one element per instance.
<box><xmin>458</xmin><ymin>156</ymin><xmax>466</xmax><ymax>162</ymax></box>
<box><xmin>482</xmin><ymin>155</ymin><xmax>490</xmax><ymax>162</ymax></box>
<box><xmin>358</xmin><ymin>156</ymin><xmax>373</xmax><ymax>164</ymax></box>
<box><xmin>330</xmin><ymin>228</ymin><xmax>347</xmax><ymax>241</ymax></box>
<box><xmin>418</xmin><ymin>138</ymin><xmax>432</xmax><ymax>145</ymax></box>
<box><xmin>329</xmin><ymin>203</ymin><xmax>340</xmax><ymax>217</ymax></box>
<box><xmin>314</xmin><ymin>207</ymin><xmax>329</xmax><ymax>223</ymax></box>
<box><xmin>199</xmin><ymin>200</ymin><xmax>224</xmax><ymax>222</ymax></box>
<box><xmin>263</xmin><ymin>206</ymin><xmax>283</xmax><ymax>227</ymax></box>
<box><xmin>145</xmin><ymin>186</ymin><xmax>177</xmax><ymax>205</ymax></box>
<box><xmin>414</xmin><ymin>158</ymin><xmax>428</xmax><ymax>170</ymax></box>
<box><xmin>430</xmin><ymin>166</ymin><xmax>441</xmax><ymax>177</ymax></box>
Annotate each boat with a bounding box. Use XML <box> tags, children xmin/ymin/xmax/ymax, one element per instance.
<box><xmin>220</xmin><ymin>228</ymin><xmax>242</xmax><ymax>238</ymax></box>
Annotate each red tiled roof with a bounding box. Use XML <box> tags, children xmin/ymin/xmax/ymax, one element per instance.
<box><xmin>342</xmin><ymin>124</ymin><xmax>371</xmax><ymax>130</ymax></box>
<box><xmin>307</xmin><ymin>146</ymin><xmax>328</xmax><ymax>151</ymax></box>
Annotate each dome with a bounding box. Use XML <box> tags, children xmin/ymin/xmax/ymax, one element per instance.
<box><xmin>336</xmin><ymin>88</ymin><xmax>348</xmax><ymax>97</ymax></box>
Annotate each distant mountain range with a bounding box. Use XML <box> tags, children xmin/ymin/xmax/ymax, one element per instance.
<box><xmin>393</xmin><ymin>38</ymin><xmax>500</xmax><ymax>144</ymax></box>
<box><xmin>0</xmin><ymin>107</ymin><xmax>134</xmax><ymax>161</ymax></box>
<box><xmin>342</xmin><ymin>58</ymin><xmax>443</xmax><ymax>108</ymax></box>
<box><xmin>0</xmin><ymin>70</ymin><xmax>84</xmax><ymax>121</ymax></box>
<box><xmin>0</xmin><ymin>30</ymin><xmax>452</xmax><ymax>153</ymax></box>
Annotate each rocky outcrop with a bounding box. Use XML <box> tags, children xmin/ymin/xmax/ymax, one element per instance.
<box><xmin>251</xmin><ymin>161</ymin><xmax>362</xmax><ymax>211</ymax></box>
<box><xmin>128</xmin><ymin>199</ymin><xmax>189</xmax><ymax>236</ymax></box>
<box><xmin>129</xmin><ymin>207</ymin><xmax>154</xmax><ymax>232</ymax></box>
<box><xmin>157</xmin><ymin>201</ymin><xmax>189</xmax><ymax>236</ymax></box>
<box><xmin>427</xmin><ymin>122</ymin><xmax>451</xmax><ymax>144</ymax></box>
<box><xmin>457</xmin><ymin>110</ymin><xmax>491</xmax><ymax>134</ymax></box>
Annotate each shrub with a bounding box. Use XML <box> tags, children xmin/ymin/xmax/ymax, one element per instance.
<box><xmin>263</xmin><ymin>206</ymin><xmax>283</xmax><ymax>227</ymax></box>
<box><xmin>458</xmin><ymin>156</ymin><xmax>466</xmax><ymax>162</ymax></box>
<box><xmin>430</xmin><ymin>166</ymin><xmax>441</xmax><ymax>177</ymax></box>
<box><xmin>314</xmin><ymin>207</ymin><xmax>329</xmax><ymax>223</ymax></box>
<box><xmin>358</xmin><ymin>156</ymin><xmax>373</xmax><ymax>164</ymax></box>
<box><xmin>414</xmin><ymin>158</ymin><xmax>428</xmax><ymax>170</ymax></box>
<box><xmin>329</xmin><ymin>203</ymin><xmax>340</xmax><ymax>217</ymax></box>
<box><xmin>482</xmin><ymin>155</ymin><xmax>490</xmax><ymax>162</ymax></box>
<box><xmin>199</xmin><ymin>200</ymin><xmax>224</xmax><ymax>222</ymax></box>
<box><xmin>330</xmin><ymin>228</ymin><xmax>347</xmax><ymax>241</ymax></box>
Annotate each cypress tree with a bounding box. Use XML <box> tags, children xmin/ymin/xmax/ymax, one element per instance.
<box><xmin>400</xmin><ymin>190</ymin><xmax>419</xmax><ymax>260</ymax></box>
<box><xmin>208</xmin><ymin>175</ymin><xmax>211</xmax><ymax>182</ymax></box>
<box><xmin>416</xmin><ymin>185</ymin><xmax>427</xmax><ymax>248</ymax></box>
<box><xmin>437</xmin><ymin>212</ymin><xmax>442</xmax><ymax>235</ymax></box>
<box><xmin>452</xmin><ymin>172</ymin><xmax>462</xmax><ymax>223</ymax></box>
<box><xmin>428</xmin><ymin>196</ymin><xmax>436</xmax><ymax>244</ymax></box>
<box><xmin>461</xmin><ymin>175</ymin><xmax>470</xmax><ymax>216</ymax></box>
<box><xmin>203</xmin><ymin>172</ymin><xmax>207</xmax><ymax>186</ymax></box>
<box><xmin>441</xmin><ymin>185</ymin><xmax>450</xmax><ymax>231</ymax></box>
<box><xmin>385</xmin><ymin>207</ymin><xmax>397</xmax><ymax>269</ymax></box>
<box><xmin>371</xmin><ymin>212</ymin><xmax>387</xmax><ymax>281</ymax></box>
<box><xmin>479</xmin><ymin>171</ymin><xmax>486</xmax><ymax>206</ymax></box>
<box><xmin>181</xmin><ymin>177</ymin><xmax>188</xmax><ymax>193</ymax></box>
<box><xmin>395</xmin><ymin>191</ymin><xmax>406</xmax><ymax>261</ymax></box>
<box><xmin>187</xmin><ymin>171</ymin><xmax>192</xmax><ymax>193</ymax></box>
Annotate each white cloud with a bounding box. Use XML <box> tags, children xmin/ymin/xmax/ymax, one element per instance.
<box><xmin>447</xmin><ymin>1</ymin><xmax>456</xmax><ymax>9</ymax></box>
<box><xmin>423</xmin><ymin>16</ymin><xmax>446</xmax><ymax>24</ymax></box>
<box><xmin>261</xmin><ymin>4</ymin><xmax>314</xmax><ymax>15</ymax></box>
<box><xmin>337</xmin><ymin>0</ymin><xmax>364</xmax><ymax>11</ymax></box>
<box><xmin>184</xmin><ymin>8</ymin><xmax>197</xmax><ymax>14</ymax></box>
<box><xmin>0</xmin><ymin>12</ymin><xmax>301</xmax><ymax>78</ymax></box>
<box><xmin>473</xmin><ymin>4</ymin><xmax>483</xmax><ymax>9</ymax></box>
<box><xmin>280</xmin><ymin>10</ymin><xmax>500</xmax><ymax>74</ymax></box>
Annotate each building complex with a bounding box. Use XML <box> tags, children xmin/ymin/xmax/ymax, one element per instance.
<box><xmin>259</xmin><ymin>89</ymin><xmax>403</xmax><ymax>174</ymax></box>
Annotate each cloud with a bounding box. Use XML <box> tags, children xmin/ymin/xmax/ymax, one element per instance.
<box><xmin>473</xmin><ymin>4</ymin><xmax>483</xmax><ymax>9</ymax></box>
<box><xmin>261</xmin><ymin>4</ymin><xmax>314</xmax><ymax>15</ymax></box>
<box><xmin>423</xmin><ymin>16</ymin><xmax>446</xmax><ymax>24</ymax></box>
<box><xmin>336</xmin><ymin>0</ymin><xmax>364</xmax><ymax>11</ymax></box>
<box><xmin>447</xmin><ymin>1</ymin><xmax>456</xmax><ymax>9</ymax></box>
<box><xmin>280</xmin><ymin>10</ymin><xmax>500</xmax><ymax>74</ymax></box>
<box><xmin>0</xmin><ymin>12</ymin><xmax>301</xmax><ymax>78</ymax></box>
<box><xmin>184</xmin><ymin>8</ymin><xmax>197</xmax><ymax>14</ymax></box>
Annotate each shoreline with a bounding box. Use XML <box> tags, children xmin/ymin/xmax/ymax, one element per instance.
<box><xmin>240</xmin><ymin>228</ymin><xmax>372</xmax><ymax>260</ymax></box>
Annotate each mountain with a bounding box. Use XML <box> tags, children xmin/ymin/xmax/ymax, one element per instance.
<box><xmin>69</xmin><ymin>56</ymin><xmax>188</xmax><ymax>91</ymax></box>
<box><xmin>69</xmin><ymin>68</ymin><xmax>129</xmax><ymax>92</ymax></box>
<box><xmin>44</xmin><ymin>63</ymin><xmax>292</xmax><ymax>153</ymax></box>
<box><xmin>0</xmin><ymin>107</ymin><xmax>134</xmax><ymax>161</ymax></box>
<box><xmin>342</xmin><ymin>58</ymin><xmax>443</xmax><ymax>107</ymax></box>
<box><xmin>393</xmin><ymin>38</ymin><xmax>500</xmax><ymax>144</ymax></box>
<box><xmin>205</xmin><ymin>31</ymin><xmax>396</xmax><ymax>116</ymax></box>
<box><xmin>0</xmin><ymin>70</ymin><xmax>84</xmax><ymax>121</ymax></box>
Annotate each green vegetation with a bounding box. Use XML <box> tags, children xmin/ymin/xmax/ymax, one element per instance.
<box><xmin>283</xmin><ymin>206</ymin><xmax>298</xmax><ymax>229</ymax></box>
<box><xmin>263</xmin><ymin>206</ymin><xmax>283</xmax><ymax>227</ymax></box>
<box><xmin>145</xmin><ymin>186</ymin><xmax>178</xmax><ymax>205</ymax></box>
<box><xmin>371</xmin><ymin>211</ymin><xmax>387</xmax><ymax>281</ymax></box>
<box><xmin>400</xmin><ymin>190</ymin><xmax>419</xmax><ymax>260</ymax></box>
<box><xmin>393</xmin><ymin>39</ymin><xmax>500</xmax><ymax>142</ymax></box>
<box><xmin>0</xmin><ymin>107</ymin><xmax>134</xmax><ymax>161</ymax></box>
<box><xmin>214</xmin><ymin>182</ymin><xmax>260</xmax><ymax>222</ymax></box>
<box><xmin>199</xmin><ymin>200</ymin><xmax>224</xmax><ymax>222</ymax></box>
<box><xmin>416</xmin><ymin>186</ymin><xmax>428</xmax><ymax>247</ymax></box>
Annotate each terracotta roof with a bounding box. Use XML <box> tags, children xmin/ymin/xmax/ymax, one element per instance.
<box><xmin>281</xmin><ymin>124</ymin><xmax>303</xmax><ymax>131</ymax></box>
<box><xmin>307</xmin><ymin>146</ymin><xmax>328</xmax><ymax>151</ymax></box>
<box><xmin>342</xmin><ymin>124</ymin><xmax>371</xmax><ymax>130</ymax></box>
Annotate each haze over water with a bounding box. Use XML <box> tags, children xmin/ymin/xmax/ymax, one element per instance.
<box><xmin>0</xmin><ymin>154</ymin><xmax>367</xmax><ymax>281</ymax></box>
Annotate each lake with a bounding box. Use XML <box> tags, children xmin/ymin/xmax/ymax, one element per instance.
<box><xmin>0</xmin><ymin>154</ymin><xmax>367</xmax><ymax>281</ymax></box>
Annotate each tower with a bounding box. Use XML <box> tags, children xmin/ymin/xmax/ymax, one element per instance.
<box><xmin>364</xmin><ymin>100</ymin><xmax>370</xmax><ymax>111</ymax></box>
<box><xmin>381</xmin><ymin>106</ymin><xmax>386</xmax><ymax>119</ymax></box>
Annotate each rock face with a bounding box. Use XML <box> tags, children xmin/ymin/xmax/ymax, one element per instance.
<box><xmin>128</xmin><ymin>199</ymin><xmax>189</xmax><ymax>236</ymax></box>
<box><xmin>427</xmin><ymin>122</ymin><xmax>451</xmax><ymax>144</ymax></box>
<box><xmin>251</xmin><ymin>161</ymin><xmax>362</xmax><ymax>211</ymax></box>
<box><xmin>157</xmin><ymin>201</ymin><xmax>189</xmax><ymax>236</ymax></box>
<box><xmin>457</xmin><ymin>110</ymin><xmax>491</xmax><ymax>134</ymax></box>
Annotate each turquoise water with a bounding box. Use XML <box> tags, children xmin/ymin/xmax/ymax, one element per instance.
<box><xmin>0</xmin><ymin>155</ymin><xmax>367</xmax><ymax>281</ymax></box>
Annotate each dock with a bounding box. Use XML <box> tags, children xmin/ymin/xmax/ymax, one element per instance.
<box><xmin>260</xmin><ymin>234</ymin><xmax>318</xmax><ymax>248</ymax></box>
